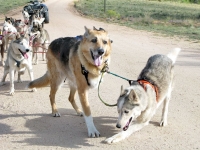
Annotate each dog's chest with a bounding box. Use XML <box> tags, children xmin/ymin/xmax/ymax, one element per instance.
<box><xmin>88</xmin><ymin>76</ymin><xmax>101</xmax><ymax>89</ymax></box>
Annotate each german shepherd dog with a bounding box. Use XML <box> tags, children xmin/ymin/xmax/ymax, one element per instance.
<box><xmin>105</xmin><ymin>48</ymin><xmax>181</xmax><ymax>143</ymax></box>
<box><xmin>0</xmin><ymin>35</ymin><xmax>36</xmax><ymax>95</ymax></box>
<box><xmin>28</xmin><ymin>26</ymin><xmax>112</xmax><ymax>137</ymax></box>
<box><xmin>29</xmin><ymin>17</ymin><xmax>50</xmax><ymax>65</ymax></box>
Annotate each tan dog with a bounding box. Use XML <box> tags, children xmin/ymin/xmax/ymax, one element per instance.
<box><xmin>28</xmin><ymin>26</ymin><xmax>112</xmax><ymax>137</ymax></box>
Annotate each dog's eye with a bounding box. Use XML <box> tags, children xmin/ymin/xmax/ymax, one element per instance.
<box><xmin>124</xmin><ymin>110</ymin><xmax>129</xmax><ymax>114</ymax></box>
<box><xmin>103</xmin><ymin>40</ymin><xmax>107</xmax><ymax>44</ymax></box>
<box><xmin>91</xmin><ymin>38</ymin><xmax>97</xmax><ymax>43</ymax></box>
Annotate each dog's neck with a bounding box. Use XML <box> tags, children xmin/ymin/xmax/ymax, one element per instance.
<box><xmin>10</xmin><ymin>42</ymin><xmax>24</xmax><ymax>62</ymax></box>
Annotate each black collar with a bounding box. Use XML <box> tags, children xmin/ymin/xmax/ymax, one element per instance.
<box><xmin>81</xmin><ymin>64</ymin><xmax>90</xmax><ymax>86</ymax></box>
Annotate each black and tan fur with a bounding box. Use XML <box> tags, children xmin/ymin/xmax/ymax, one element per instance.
<box><xmin>28</xmin><ymin>26</ymin><xmax>112</xmax><ymax>137</ymax></box>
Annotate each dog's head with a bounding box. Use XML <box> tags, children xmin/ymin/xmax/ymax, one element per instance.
<box><xmin>5</xmin><ymin>16</ymin><xmax>15</xmax><ymax>25</ymax></box>
<box><xmin>116</xmin><ymin>85</ymin><xmax>148</xmax><ymax>131</ymax></box>
<box><xmin>12</xmin><ymin>36</ymin><xmax>30</xmax><ymax>59</ymax></box>
<box><xmin>3</xmin><ymin>21</ymin><xmax>16</xmax><ymax>34</ymax></box>
<box><xmin>28</xmin><ymin>18</ymin><xmax>44</xmax><ymax>44</ymax></box>
<box><xmin>14</xmin><ymin>19</ymin><xmax>26</xmax><ymax>34</ymax></box>
<box><xmin>81</xmin><ymin>26</ymin><xmax>112</xmax><ymax>67</ymax></box>
<box><xmin>22</xmin><ymin>10</ymin><xmax>30</xmax><ymax>25</ymax></box>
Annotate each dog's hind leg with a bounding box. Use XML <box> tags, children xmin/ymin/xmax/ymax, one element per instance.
<box><xmin>9</xmin><ymin>69</ymin><xmax>15</xmax><ymax>95</ymax></box>
<box><xmin>0</xmin><ymin>68</ymin><xmax>9</xmax><ymax>86</ymax></box>
<box><xmin>42</xmin><ymin>44</ymin><xmax>48</xmax><ymax>61</ymax></box>
<box><xmin>17</xmin><ymin>70</ymin><xmax>25</xmax><ymax>83</ymax></box>
<box><xmin>160</xmin><ymin>83</ymin><xmax>173</xmax><ymax>127</ymax></box>
<box><xmin>49</xmin><ymin>77</ymin><xmax>63</xmax><ymax>117</ymax></box>
<box><xmin>68</xmin><ymin>86</ymin><xmax>83</xmax><ymax>116</ymax></box>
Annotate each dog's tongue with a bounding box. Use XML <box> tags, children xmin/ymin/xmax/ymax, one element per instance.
<box><xmin>24</xmin><ymin>53</ymin><xmax>28</xmax><ymax>59</ymax></box>
<box><xmin>94</xmin><ymin>56</ymin><xmax>101</xmax><ymax>66</ymax></box>
<box><xmin>123</xmin><ymin>117</ymin><xmax>132</xmax><ymax>131</ymax></box>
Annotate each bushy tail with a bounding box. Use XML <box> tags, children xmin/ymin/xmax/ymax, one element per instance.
<box><xmin>167</xmin><ymin>48</ymin><xmax>181</xmax><ymax>64</ymax></box>
<box><xmin>28</xmin><ymin>72</ymin><xmax>50</xmax><ymax>88</ymax></box>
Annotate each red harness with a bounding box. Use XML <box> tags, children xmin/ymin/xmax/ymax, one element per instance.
<box><xmin>137</xmin><ymin>79</ymin><xmax>159</xmax><ymax>102</ymax></box>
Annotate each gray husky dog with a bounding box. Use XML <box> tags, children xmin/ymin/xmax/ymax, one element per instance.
<box><xmin>105</xmin><ymin>48</ymin><xmax>181</xmax><ymax>144</ymax></box>
<box><xmin>0</xmin><ymin>36</ymin><xmax>36</xmax><ymax>95</ymax></box>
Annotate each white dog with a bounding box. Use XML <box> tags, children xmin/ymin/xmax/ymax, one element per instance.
<box><xmin>0</xmin><ymin>36</ymin><xmax>36</xmax><ymax>95</ymax></box>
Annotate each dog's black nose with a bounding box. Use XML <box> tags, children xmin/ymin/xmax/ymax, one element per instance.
<box><xmin>98</xmin><ymin>49</ymin><xmax>104</xmax><ymax>55</ymax></box>
<box><xmin>26</xmin><ymin>49</ymin><xmax>29</xmax><ymax>52</ymax></box>
<box><xmin>116</xmin><ymin>124</ymin><xmax>121</xmax><ymax>128</ymax></box>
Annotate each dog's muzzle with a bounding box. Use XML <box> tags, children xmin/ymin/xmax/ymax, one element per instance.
<box><xmin>97</xmin><ymin>48</ymin><xmax>104</xmax><ymax>55</ymax></box>
<box><xmin>90</xmin><ymin>48</ymin><xmax>105</xmax><ymax>66</ymax></box>
<box><xmin>116</xmin><ymin>123</ymin><xmax>121</xmax><ymax>129</ymax></box>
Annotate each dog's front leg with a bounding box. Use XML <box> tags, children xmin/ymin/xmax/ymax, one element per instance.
<box><xmin>77</xmin><ymin>88</ymin><xmax>100</xmax><ymax>137</ymax></box>
<box><xmin>26</xmin><ymin>66</ymin><xmax>36</xmax><ymax>92</ymax></box>
<box><xmin>9</xmin><ymin>69</ymin><xmax>15</xmax><ymax>95</ymax></box>
<box><xmin>105</xmin><ymin>122</ymin><xmax>149</xmax><ymax>144</ymax></box>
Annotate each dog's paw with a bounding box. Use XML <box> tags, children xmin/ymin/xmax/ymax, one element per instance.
<box><xmin>0</xmin><ymin>82</ymin><xmax>6</xmax><ymax>86</ymax></box>
<box><xmin>9</xmin><ymin>89</ymin><xmax>15</xmax><ymax>96</ymax></box>
<box><xmin>88</xmin><ymin>128</ymin><xmax>100</xmax><ymax>138</ymax></box>
<box><xmin>52</xmin><ymin>112</ymin><xmax>61</xmax><ymax>117</ymax></box>
<box><xmin>32</xmin><ymin>88</ymin><xmax>37</xmax><ymax>92</ymax></box>
<box><xmin>76</xmin><ymin>110</ymin><xmax>83</xmax><ymax>116</ymax></box>
<box><xmin>104</xmin><ymin>133</ymin><xmax>125</xmax><ymax>144</ymax></box>
<box><xmin>160</xmin><ymin>119</ymin><xmax>167</xmax><ymax>127</ymax></box>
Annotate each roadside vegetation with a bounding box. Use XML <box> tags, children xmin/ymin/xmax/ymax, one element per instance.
<box><xmin>0</xmin><ymin>0</ymin><xmax>30</xmax><ymax>14</ymax></box>
<box><xmin>75</xmin><ymin>0</ymin><xmax>200</xmax><ymax>40</ymax></box>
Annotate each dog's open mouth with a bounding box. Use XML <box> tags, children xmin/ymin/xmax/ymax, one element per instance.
<box><xmin>29</xmin><ymin>34</ymin><xmax>37</xmax><ymax>46</ymax></box>
<box><xmin>90</xmin><ymin>50</ymin><xmax>103</xmax><ymax>66</ymax></box>
<box><xmin>18</xmin><ymin>49</ymin><xmax>28</xmax><ymax>59</ymax></box>
<box><xmin>123</xmin><ymin>117</ymin><xmax>132</xmax><ymax>131</ymax></box>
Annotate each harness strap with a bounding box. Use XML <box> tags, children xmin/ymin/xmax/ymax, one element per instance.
<box><xmin>12</xmin><ymin>58</ymin><xmax>21</xmax><ymax>67</ymax></box>
<box><xmin>81</xmin><ymin>64</ymin><xmax>90</xmax><ymax>86</ymax></box>
<box><xmin>137</xmin><ymin>79</ymin><xmax>159</xmax><ymax>102</ymax></box>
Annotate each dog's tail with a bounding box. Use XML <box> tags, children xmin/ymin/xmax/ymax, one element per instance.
<box><xmin>28</xmin><ymin>72</ymin><xmax>50</xmax><ymax>89</ymax></box>
<box><xmin>167</xmin><ymin>48</ymin><xmax>181</xmax><ymax>64</ymax></box>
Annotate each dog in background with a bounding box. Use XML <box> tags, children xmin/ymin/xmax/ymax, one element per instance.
<box><xmin>0</xmin><ymin>35</ymin><xmax>36</xmax><ymax>95</ymax></box>
<box><xmin>29</xmin><ymin>17</ymin><xmax>50</xmax><ymax>64</ymax></box>
<box><xmin>105</xmin><ymin>48</ymin><xmax>181</xmax><ymax>144</ymax></box>
<box><xmin>5</xmin><ymin>16</ymin><xmax>15</xmax><ymax>25</ymax></box>
<box><xmin>0</xmin><ymin>29</ymin><xmax>5</xmax><ymax>66</ymax></box>
<box><xmin>14</xmin><ymin>19</ymin><xmax>28</xmax><ymax>36</ymax></box>
<box><xmin>2</xmin><ymin>21</ymin><xmax>18</xmax><ymax>51</ymax></box>
<box><xmin>28</xmin><ymin>26</ymin><xmax>112</xmax><ymax>137</ymax></box>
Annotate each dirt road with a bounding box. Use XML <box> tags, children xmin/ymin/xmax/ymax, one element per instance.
<box><xmin>0</xmin><ymin>0</ymin><xmax>200</xmax><ymax>149</ymax></box>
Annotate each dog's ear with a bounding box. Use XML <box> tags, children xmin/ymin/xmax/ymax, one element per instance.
<box><xmin>16</xmin><ymin>32</ymin><xmax>21</xmax><ymax>40</ymax></box>
<box><xmin>120</xmin><ymin>86</ymin><xmax>129</xmax><ymax>97</ymax></box>
<box><xmin>84</xmin><ymin>26</ymin><xmax>90</xmax><ymax>37</ymax></box>
<box><xmin>93</xmin><ymin>26</ymin><xmax>98</xmax><ymax>31</ymax></box>
<box><xmin>39</xmin><ymin>18</ymin><xmax>45</xmax><ymax>24</ymax></box>
<box><xmin>128</xmin><ymin>90</ymin><xmax>138</xmax><ymax>102</ymax></box>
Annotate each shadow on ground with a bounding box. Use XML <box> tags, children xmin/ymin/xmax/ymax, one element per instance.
<box><xmin>0</xmin><ymin>108</ymin><xmax>118</xmax><ymax>148</ymax></box>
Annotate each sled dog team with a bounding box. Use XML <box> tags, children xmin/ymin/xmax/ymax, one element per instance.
<box><xmin>0</xmin><ymin>8</ymin><xmax>181</xmax><ymax>145</ymax></box>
